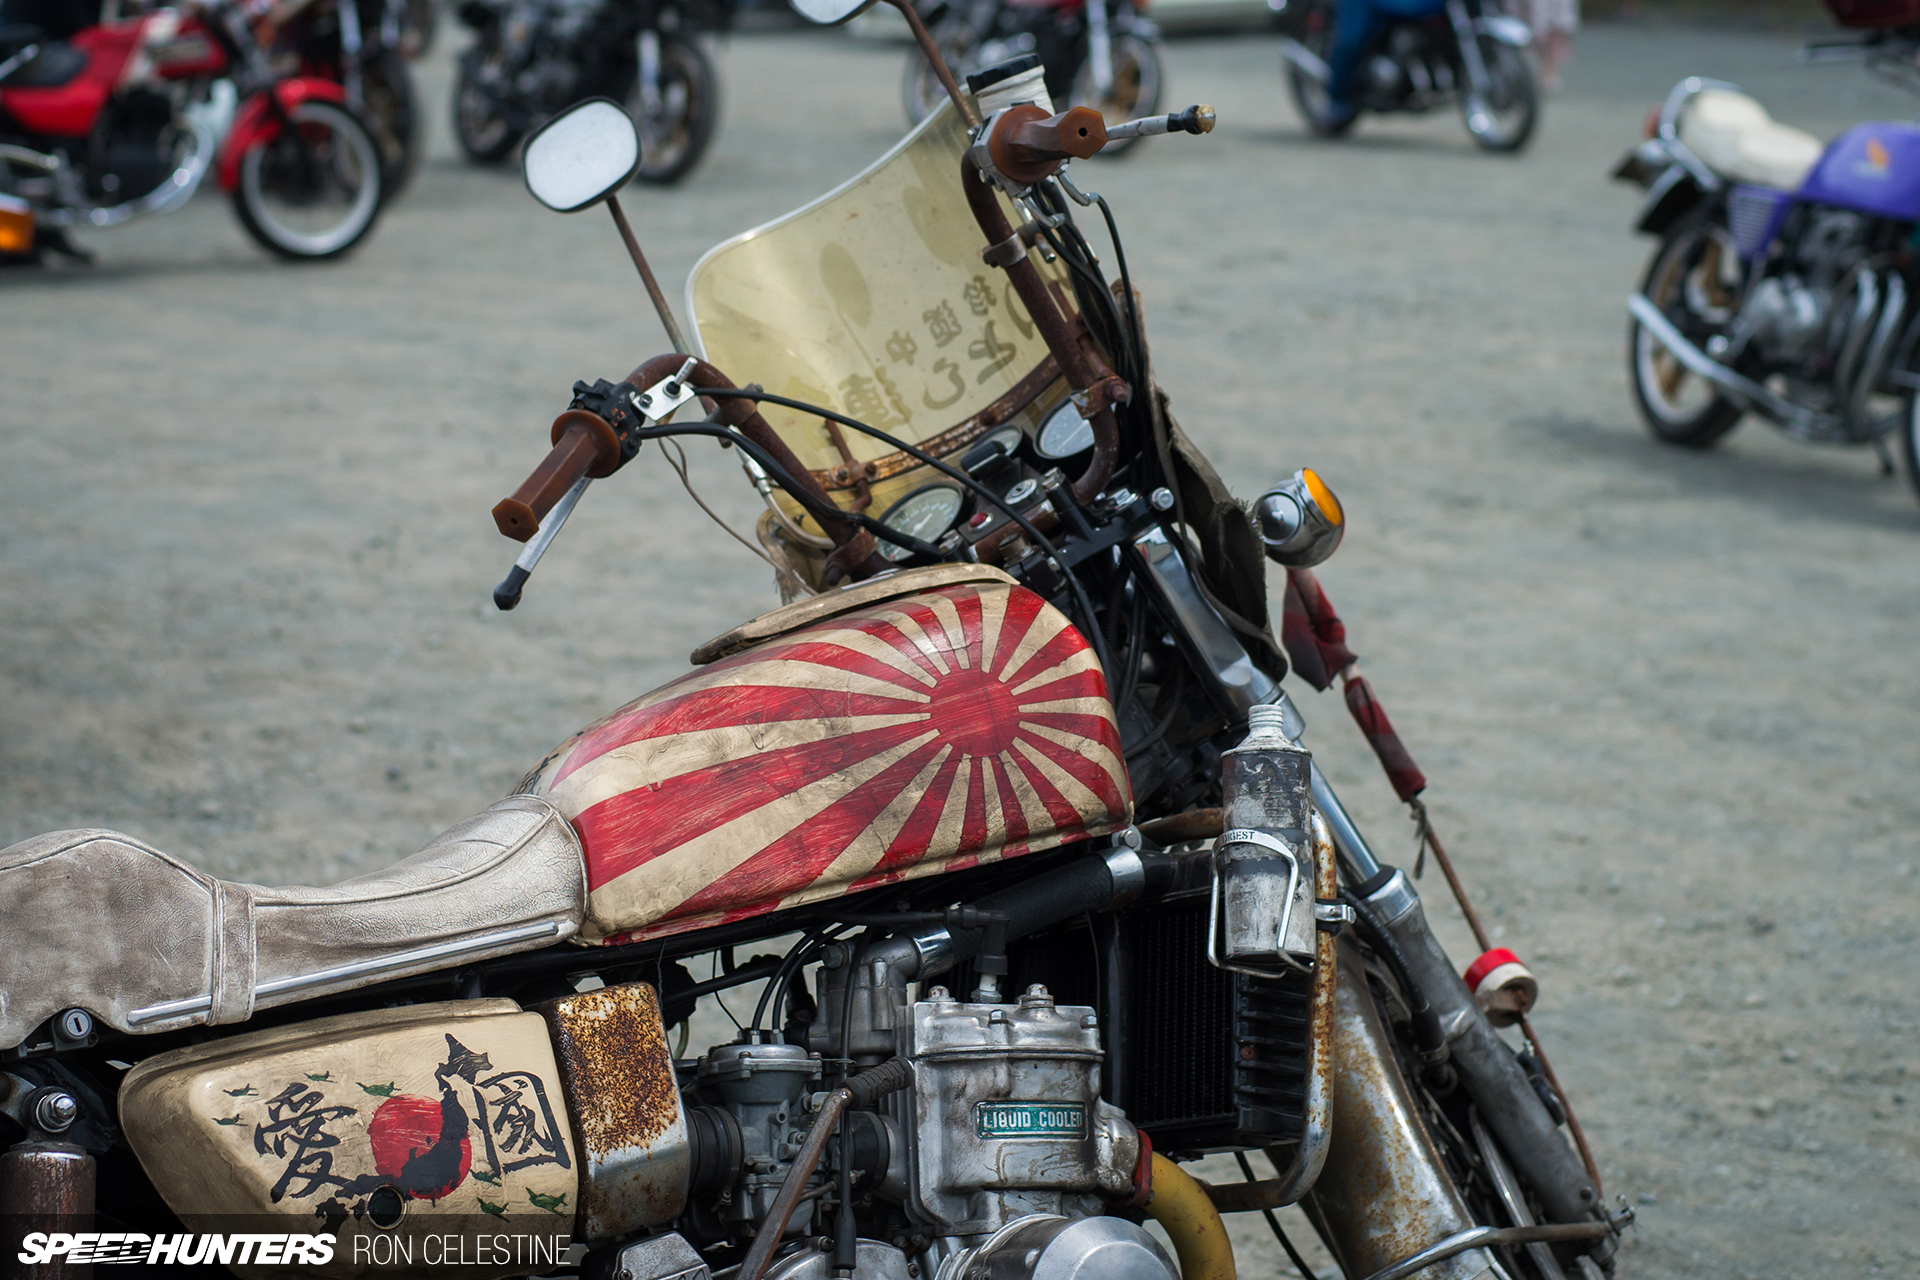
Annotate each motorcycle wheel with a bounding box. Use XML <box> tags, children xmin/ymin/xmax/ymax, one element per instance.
<box><xmin>1460</xmin><ymin>37</ymin><xmax>1536</xmax><ymax>153</ymax></box>
<box><xmin>1071</xmin><ymin>31</ymin><xmax>1160</xmax><ymax>153</ymax></box>
<box><xmin>453</xmin><ymin>52</ymin><xmax>520</xmax><ymax>163</ymax></box>
<box><xmin>231</xmin><ymin>99</ymin><xmax>385</xmax><ymax>261</ymax></box>
<box><xmin>361</xmin><ymin>48</ymin><xmax>421</xmax><ymax>196</ymax></box>
<box><xmin>1898</xmin><ymin>394</ymin><xmax>1920</xmax><ymax>506</ymax></box>
<box><xmin>629</xmin><ymin>35</ymin><xmax>718</xmax><ymax>185</ymax></box>
<box><xmin>400</xmin><ymin>0</ymin><xmax>439</xmax><ymax>57</ymax></box>
<box><xmin>903</xmin><ymin>18</ymin><xmax>970</xmax><ymax>126</ymax></box>
<box><xmin>1285</xmin><ymin>5</ymin><xmax>1354</xmax><ymax>139</ymax></box>
<box><xmin>1628</xmin><ymin>216</ymin><xmax>1745</xmax><ymax>449</ymax></box>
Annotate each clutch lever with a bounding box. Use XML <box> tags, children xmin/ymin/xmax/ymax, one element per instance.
<box><xmin>494</xmin><ymin>472</ymin><xmax>591</xmax><ymax>610</ymax></box>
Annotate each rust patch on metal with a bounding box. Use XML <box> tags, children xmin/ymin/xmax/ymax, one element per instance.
<box><xmin>536</xmin><ymin>982</ymin><xmax>689</xmax><ymax>1236</ymax></box>
<box><xmin>806</xmin><ymin>357</ymin><xmax>1064</xmax><ymax>493</ymax></box>
<box><xmin>1138</xmin><ymin>808</ymin><xmax>1224</xmax><ymax>845</ymax></box>
<box><xmin>540</xmin><ymin>983</ymin><xmax>679</xmax><ymax>1154</ymax></box>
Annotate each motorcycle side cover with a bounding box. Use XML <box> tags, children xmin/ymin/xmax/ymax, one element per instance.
<box><xmin>118</xmin><ymin>1000</ymin><xmax>581</xmax><ymax>1276</ymax></box>
<box><xmin>216</xmin><ymin>76</ymin><xmax>350</xmax><ymax>192</ymax></box>
<box><xmin>519</xmin><ymin>571</ymin><xmax>1131</xmax><ymax>944</ymax></box>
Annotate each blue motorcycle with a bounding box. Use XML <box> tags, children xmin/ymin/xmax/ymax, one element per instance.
<box><xmin>1615</xmin><ymin>14</ymin><xmax>1920</xmax><ymax>503</ymax></box>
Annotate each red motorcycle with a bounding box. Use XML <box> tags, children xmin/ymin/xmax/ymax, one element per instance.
<box><xmin>0</xmin><ymin>0</ymin><xmax>384</xmax><ymax>262</ymax></box>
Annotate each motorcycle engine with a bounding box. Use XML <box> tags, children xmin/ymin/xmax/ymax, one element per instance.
<box><xmin>665</xmin><ymin>983</ymin><xmax>1170</xmax><ymax>1280</ymax></box>
<box><xmin>1740</xmin><ymin>209</ymin><xmax>1870</xmax><ymax>371</ymax></box>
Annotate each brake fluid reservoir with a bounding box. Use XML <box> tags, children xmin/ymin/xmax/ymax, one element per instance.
<box><xmin>1214</xmin><ymin>703</ymin><xmax>1318</xmax><ymax>972</ymax></box>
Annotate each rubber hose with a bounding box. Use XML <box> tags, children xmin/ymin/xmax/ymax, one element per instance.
<box><xmin>1146</xmin><ymin>1153</ymin><xmax>1236</xmax><ymax>1280</ymax></box>
<box><xmin>946</xmin><ymin>856</ymin><xmax>1118</xmax><ymax>965</ymax></box>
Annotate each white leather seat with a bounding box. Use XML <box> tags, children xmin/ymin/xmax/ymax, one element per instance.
<box><xmin>1677</xmin><ymin>89</ymin><xmax>1825</xmax><ymax>191</ymax></box>
<box><xmin>0</xmin><ymin>795</ymin><xmax>586</xmax><ymax>1050</ymax></box>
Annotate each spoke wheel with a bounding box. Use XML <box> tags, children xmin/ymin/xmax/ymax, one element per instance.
<box><xmin>1071</xmin><ymin>31</ymin><xmax>1160</xmax><ymax>153</ymax></box>
<box><xmin>1628</xmin><ymin>217</ymin><xmax>1745</xmax><ymax>448</ymax></box>
<box><xmin>1285</xmin><ymin>4</ymin><xmax>1353</xmax><ymax>138</ymax></box>
<box><xmin>360</xmin><ymin>48</ymin><xmax>420</xmax><ymax>195</ymax></box>
<box><xmin>232</xmin><ymin>99</ymin><xmax>384</xmax><ymax>260</ymax></box>
<box><xmin>454</xmin><ymin>53</ymin><xmax>519</xmax><ymax>163</ymax></box>
<box><xmin>903</xmin><ymin>19</ymin><xmax>971</xmax><ymax>125</ymax></box>
<box><xmin>1460</xmin><ymin>37</ymin><xmax>1536</xmax><ymax>152</ymax></box>
<box><xmin>630</xmin><ymin>36</ymin><xmax>718</xmax><ymax>185</ymax></box>
<box><xmin>1899</xmin><ymin>394</ymin><xmax>1920</xmax><ymax>508</ymax></box>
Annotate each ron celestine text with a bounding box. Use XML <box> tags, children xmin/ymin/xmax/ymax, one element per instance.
<box><xmin>15</xmin><ymin>1231</ymin><xmax>571</xmax><ymax>1268</ymax></box>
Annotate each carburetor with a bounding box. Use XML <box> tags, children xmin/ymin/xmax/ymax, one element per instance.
<box><xmin>697</xmin><ymin>1040</ymin><xmax>823</xmax><ymax>1231</ymax></box>
<box><xmin>904</xmin><ymin>984</ymin><xmax>1139</xmax><ymax>1236</ymax></box>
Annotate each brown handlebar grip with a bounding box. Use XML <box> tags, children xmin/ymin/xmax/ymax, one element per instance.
<box><xmin>492</xmin><ymin>409</ymin><xmax>621</xmax><ymax>542</ymax></box>
<box><xmin>988</xmin><ymin>104</ymin><xmax>1109</xmax><ymax>185</ymax></box>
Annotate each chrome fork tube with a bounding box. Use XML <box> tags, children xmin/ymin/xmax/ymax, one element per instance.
<box><xmin>1446</xmin><ymin>0</ymin><xmax>1491</xmax><ymax>95</ymax></box>
<box><xmin>1084</xmin><ymin>0</ymin><xmax>1113</xmax><ymax>97</ymax></box>
<box><xmin>638</xmin><ymin>29</ymin><xmax>663</xmax><ymax>117</ymax></box>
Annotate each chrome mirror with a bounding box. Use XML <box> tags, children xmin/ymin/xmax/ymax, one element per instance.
<box><xmin>788</xmin><ymin>0</ymin><xmax>879</xmax><ymax>25</ymax></box>
<box><xmin>521</xmin><ymin>98</ymin><xmax>642</xmax><ymax>213</ymax></box>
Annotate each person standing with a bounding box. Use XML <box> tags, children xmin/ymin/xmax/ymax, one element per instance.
<box><xmin>1516</xmin><ymin>0</ymin><xmax>1578</xmax><ymax>91</ymax></box>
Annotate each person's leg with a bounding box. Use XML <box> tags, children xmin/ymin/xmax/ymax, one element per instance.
<box><xmin>1325</xmin><ymin>0</ymin><xmax>1379</xmax><ymax>121</ymax></box>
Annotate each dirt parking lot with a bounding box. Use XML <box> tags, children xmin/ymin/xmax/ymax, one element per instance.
<box><xmin>3</xmin><ymin>17</ymin><xmax>1918</xmax><ymax>1280</ymax></box>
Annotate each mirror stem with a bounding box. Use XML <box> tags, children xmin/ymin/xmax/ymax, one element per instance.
<box><xmin>885</xmin><ymin>0</ymin><xmax>978</xmax><ymax>128</ymax></box>
<box><xmin>606</xmin><ymin>194</ymin><xmax>690</xmax><ymax>355</ymax></box>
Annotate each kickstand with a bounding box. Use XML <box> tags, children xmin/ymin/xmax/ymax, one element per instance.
<box><xmin>1874</xmin><ymin>435</ymin><xmax>1896</xmax><ymax>477</ymax></box>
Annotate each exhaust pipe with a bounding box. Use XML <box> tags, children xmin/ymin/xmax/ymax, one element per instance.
<box><xmin>1627</xmin><ymin>293</ymin><xmax>1832</xmax><ymax>437</ymax></box>
<box><xmin>1</xmin><ymin>1140</ymin><xmax>95</xmax><ymax>1279</ymax></box>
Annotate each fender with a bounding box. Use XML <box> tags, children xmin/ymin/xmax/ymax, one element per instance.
<box><xmin>1635</xmin><ymin>163</ymin><xmax>1710</xmax><ymax>236</ymax></box>
<box><xmin>215</xmin><ymin>76</ymin><xmax>348</xmax><ymax>192</ymax></box>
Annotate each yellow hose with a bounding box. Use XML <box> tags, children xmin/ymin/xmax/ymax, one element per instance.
<box><xmin>1145</xmin><ymin>1153</ymin><xmax>1236</xmax><ymax>1280</ymax></box>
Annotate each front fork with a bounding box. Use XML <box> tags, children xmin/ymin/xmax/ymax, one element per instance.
<box><xmin>337</xmin><ymin>0</ymin><xmax>367</xmax><ymax>110</ymax></box>
<box><xmin>1083</xmin><ymin>0</ymin><xmax>1112</xmax><ymax>97</ymax></box>
<box><xmin>637</xmin><ymin>28</ymin><xmax>662</xmax><ymax>118</ymax></box>
<box><xmin>1277</xmin><ymin>692</ymin><xmax>1605</xmax><ymax>1231</ymax></box>
<box><xmin>1445</xmin><ymin>0</ymin><xmax>1491</xmax><ymax>97</ymax></box>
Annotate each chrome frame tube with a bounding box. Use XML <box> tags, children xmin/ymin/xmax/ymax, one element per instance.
<box><xmin>125</xmin><ymin>920</ymin><xmax>565</xmax><ymax>1025</ymax></box>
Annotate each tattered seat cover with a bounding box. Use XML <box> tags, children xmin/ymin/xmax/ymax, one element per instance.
<box><xmin>520</xmin><ymin>575</ymin><xmax>1130</xmax><ymax>944</ymax></box>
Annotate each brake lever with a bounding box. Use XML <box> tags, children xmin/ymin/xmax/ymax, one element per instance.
<box><xmin>494</xmin><ymin>472</ymin><xmax>591</xmax><ymax>610</ymax></box>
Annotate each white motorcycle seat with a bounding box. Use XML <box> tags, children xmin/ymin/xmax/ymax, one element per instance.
<box><xmin>1677</xmin><ymin>89</ymin><xmax>1824</xmax><ymax>192</ymax></box>
<box><xmin>0</xmin><ymin>794</ymin><xmax>586</xmax><ymax>1051</ymax></box>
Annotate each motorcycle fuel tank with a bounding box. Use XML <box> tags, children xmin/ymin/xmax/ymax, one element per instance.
<box><xmin>519</xmin><ymin>569</ymin><xmax>1130</xmax><ymax>944</ymax></box>
<box><xmin>1798</xmin><ymin>121</ymin><xmax>1920</xmax><ymax>221</ymax></box>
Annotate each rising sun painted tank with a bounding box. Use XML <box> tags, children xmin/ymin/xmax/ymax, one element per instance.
<box><xmin>517</xmin><ymin>567</ymin><xmax>1132</xmax><ymax>945</ymax></box>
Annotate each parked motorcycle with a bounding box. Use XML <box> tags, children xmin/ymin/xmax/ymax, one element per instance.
<box><xmin>1277</xmin><ymin>0</ymin><xmax>1536</xmax><ymax>152</ymax></box>
<box><xmin>1614</xmin><ymin>8</ymin><xmax>1920</xmax><ymax>504</ymax></box>
<box><xmin>0</xmin><ymin>0</ymin><xmax>384</xmax><ymax>260</ymax></box>
<box><xmin>452</xmin><ymin>0</ymin><xmax>721</xmax><ymax>184</ymax></box>
<box><xmin>0</xmin><ymin>5</ymin><xmax>1627</xmax><ymax>1279</ymax></box>
<box><xmin>902</xmin><ymin>0</ymin><xmax>1160</xmax><ymax>143</ymax></box>
<box><xmin>270</xmin><ymin>0</ymin><xmax>425</xmax><ymax>194</ymax></box>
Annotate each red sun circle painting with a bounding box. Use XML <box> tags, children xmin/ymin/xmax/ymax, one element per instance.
<box><xmin>368</xmin><ymin>1094</ymin><xmax>471</xmax><ymax>1201</ymax></box>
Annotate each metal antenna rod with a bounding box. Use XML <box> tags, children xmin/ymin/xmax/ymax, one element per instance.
<box><xmin>606</xmin><ymin>193</ymin><xmax>690</xmax><ymax>355</ymax></box>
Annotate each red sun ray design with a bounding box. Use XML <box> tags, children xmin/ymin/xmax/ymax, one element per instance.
<box><xmin>528</xmin><ymin>579</ymin><xmax>1131</xmax><ymax>943</ymax></box>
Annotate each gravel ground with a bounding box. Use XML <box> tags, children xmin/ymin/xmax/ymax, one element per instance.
<box><xmin>4</xmin><ymin>19</ymin><xmax>1918</xmax><ymax>1280</ymax></box>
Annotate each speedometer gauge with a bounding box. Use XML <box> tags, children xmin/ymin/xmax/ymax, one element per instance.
<box><xmin>1035</xmin><ymin>401</ymin><xmax>1095</xmax><ymax>461</ymax></box>
<box><xmin>877</xmin><ymin>484</ymin><xmax>965</xmax><ymax>561</ymax></box>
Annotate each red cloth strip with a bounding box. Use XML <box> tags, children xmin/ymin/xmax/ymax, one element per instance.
<box><xmin>1342</xmin><ymin>673</ymin><xmax>1427</xmax><ymax>802</ymax></box>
